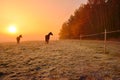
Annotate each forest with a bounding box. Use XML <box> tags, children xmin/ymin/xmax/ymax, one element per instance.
<box><xmin>59</xmin><ymin>0</ymin><xmax>120</xmax><ymax>40</ymax></box>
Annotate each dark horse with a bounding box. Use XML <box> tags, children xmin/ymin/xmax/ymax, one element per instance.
<box><xmin>16</xmin><ymin>35</ymin><xmax>22</xmax><ymax>44</ymax></box>
<box><xmin>45</xmin><ymin>32</ymin><xmax>53</xmax><ymax>44</ymax></box>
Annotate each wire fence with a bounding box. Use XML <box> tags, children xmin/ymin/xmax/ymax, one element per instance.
<box><xmin>80</xmin><ymin>29</ymin><xmax>120</xmax><ymax>38</ymax></box>
<box><xmin>79</xmin><ymin>29</ymin><xmax>120</xmax><ymax>53</ymax></box>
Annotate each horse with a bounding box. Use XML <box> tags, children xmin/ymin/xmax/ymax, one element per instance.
<box><xmin>16</xmin><ymin>35</ymin><xmax>22</xmax><ymax>44</ymax></box>
<box><xmin>45</xmin><ymin>32</ymin><xmax>53</xmax><ymax>44</ymax></box>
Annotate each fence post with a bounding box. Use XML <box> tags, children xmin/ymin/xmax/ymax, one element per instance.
<box><xmin>104</xmin><ymin>29</ymin><xmax>107</xmax><ymax>54</ymax></box>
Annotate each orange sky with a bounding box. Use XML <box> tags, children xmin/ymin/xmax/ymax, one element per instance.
<box><xmin>0</xmin><ymin>0</ymin><xmax>87</xmax><ymax>42</ymax></box>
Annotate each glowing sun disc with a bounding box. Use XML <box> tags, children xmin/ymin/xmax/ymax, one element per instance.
<box><xmin>8</xmin><ymin>26</ymin><xmax>17</xmax><ymax>33</ymax></box>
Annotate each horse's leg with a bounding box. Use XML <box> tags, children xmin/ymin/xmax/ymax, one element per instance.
<box><xmin>45</xmin><ymin>35</ymin><xmax>49</xmax><ymax>44</ymax></box>
<box><xmin>47</xmin><ymin>40</ymin><xmax>49</xmax><ymax>44</ymax></box>
<box><xmin>45</xmin><ymin>38</ymin><xmax>47</xmax><ymax>43</ymax></box>
<box><xmin>17</xmin><ymin>38</ymin><xmax>20</xmax><ymax>44</ymax></box>
<box><xmin>19</xmin><ymin>39</ymin><xmax>20</xmax><ymax>44</ymax></box>
<box><xmin>16</xmin><ymin>37</ymin><xmax>18</xmax><ymax>44</ymax></box>
<box><xmin>17</xmin><ymin>40</ymin><xmax>19</xmax><ymax>44</ymax></box>
<box><xmin>46</xmin><ymin>38</ymin><xmax>48</xmax><ymax>44</ymax></box>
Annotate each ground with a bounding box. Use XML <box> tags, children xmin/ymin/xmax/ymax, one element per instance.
<box><xmin>0</xmin><ymin>40</ymin><xmax>120</xmax><ymax>80</ymax></box>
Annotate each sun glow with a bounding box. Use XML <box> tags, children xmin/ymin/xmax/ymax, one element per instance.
<box><xmin>8</xmin><ymin>26</ymin><xmax>17</xmax><ymax>34</ymax></box>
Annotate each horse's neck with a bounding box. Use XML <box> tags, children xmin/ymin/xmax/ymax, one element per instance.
<box><xmin>47</xmin><ymin>34</ymin><xmax>50</xmax><ymax>36</ymax></box>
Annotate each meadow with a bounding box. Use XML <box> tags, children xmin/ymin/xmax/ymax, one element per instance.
<box><xmin>0</xmin><ymin>40</ymin><xmax>120</xmax><ymax>80</ymax></box>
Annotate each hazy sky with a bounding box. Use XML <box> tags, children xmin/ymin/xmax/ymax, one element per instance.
<box><xmin>0</xmin><ymin>0</ymin><xmax>87</xmax><ymax>42</ymax></box>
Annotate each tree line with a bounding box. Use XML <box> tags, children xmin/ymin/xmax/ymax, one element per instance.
<box><xmin>59</xmin><ymin>0</ymin><xmax>120</xmax><ymax>40</ymax></box>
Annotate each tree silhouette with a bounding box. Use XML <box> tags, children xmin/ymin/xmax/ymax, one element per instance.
<box><xmin>59</xmin><ymin>0</ymin><xmax>120</xmax><ymax>40</ymax></box>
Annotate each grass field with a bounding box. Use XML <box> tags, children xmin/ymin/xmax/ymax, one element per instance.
<box><xmin>0</xmin><ymin>40</ymin><xmax>120</xmax><ymax>80</ymax></box>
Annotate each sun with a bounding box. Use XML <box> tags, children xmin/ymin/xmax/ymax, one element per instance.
<box><xmin>8</xmin><ymin>25</ymin><xmax>17</xmax><ymax>33</ymax></box>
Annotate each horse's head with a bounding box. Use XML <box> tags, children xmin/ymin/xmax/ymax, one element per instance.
<box><xmin>49</xmin><ymin>32</ymin><xmax>53</xmax><ymax>36</ymax></box>
<box><xmin>19</xmin><ymin>35</ymin><xmax>22</xmax><ymax>38</ymax></box>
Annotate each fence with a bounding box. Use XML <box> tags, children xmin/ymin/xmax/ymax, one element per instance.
<box><xmin>79</xmin><ymin>29</ymin><xmax>120</xmax><ymax>53</ymax></box>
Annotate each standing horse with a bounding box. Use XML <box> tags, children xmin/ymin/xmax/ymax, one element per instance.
<box><xmin>45</xmin><ymin>32</ymin><xmax>53</xmax><ymax>44</ymax></box>
<box><xmin>16</xmin><ymin>35</ymin><xmax>22</xmax><ymax>44</ymax></box>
